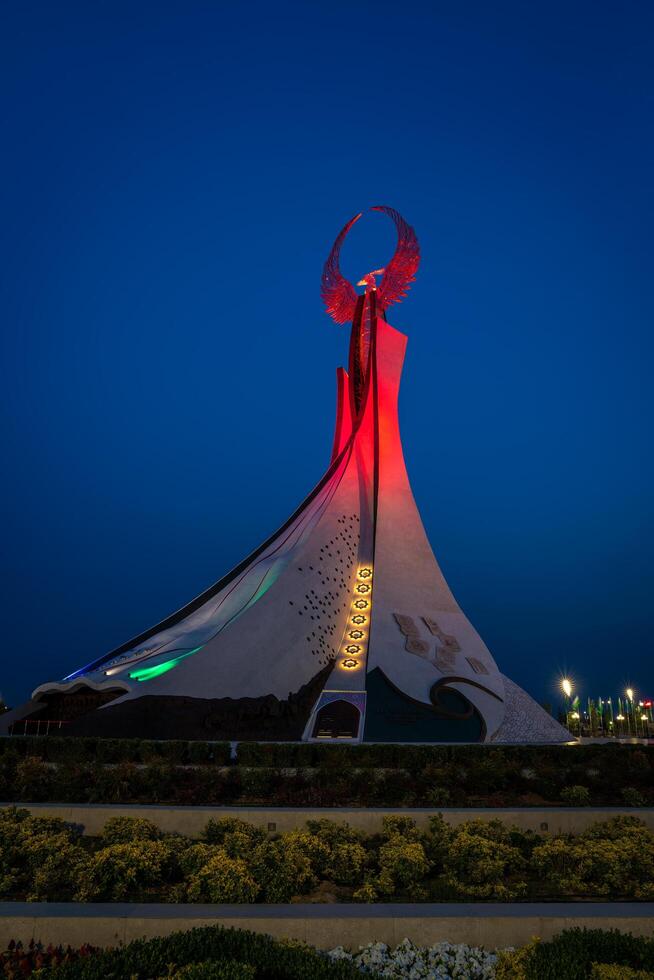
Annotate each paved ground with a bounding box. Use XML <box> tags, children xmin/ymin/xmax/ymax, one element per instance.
<box><xmin>1</xmin><ymin>901</ymin><xmax>653</xmax><ymax>950</ymax></box>
<box><xmin>1</xmin><ymin>902</ymin><xmax>653</xmax><ymax>918</ymax></box>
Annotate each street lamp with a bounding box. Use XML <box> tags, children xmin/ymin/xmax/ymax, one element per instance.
<box><xmin>625</xmin><ymin>689</ymin><xmax>635</xmax><ymax>736</ymax></box>
<box><xmin>561</xmin><ymin>678</ymin><xmax>573</xmax><ymax>732</ymax></box>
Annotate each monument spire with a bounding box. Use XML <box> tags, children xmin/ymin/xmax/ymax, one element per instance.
<box><xmin>2</xmin><ymin>208</ymin><xmax>569</xmax><ymax>744</ymax></box>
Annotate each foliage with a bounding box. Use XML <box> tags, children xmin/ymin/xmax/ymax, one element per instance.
<box><xmin>325</xmin><ymin>842</ymin><xmax>368</xmax><ymax>886</ymax></box>
<box><xmin>166</xmin><ymin>962</ymin><xmax>257</xmax><ymax>979</ymax></box>
<box><xmin>0</xmin><ymin>736</ymin><xmax>231</xmax><ymax>766</ymax></box>
<box><xmin>186</xmin><ymin>851</ymin><xmax>259</xmax><ymax>903</ymax></box>
<box><xmin>0</xmin><ymin>740</ymin><xmax>652</xmax><ymax>807</ymax></box>
<box><xmin>38</xmin><ymin>924</ymin><xmax>366</xmax><ymax>980</ymax></box>
<box><xmin>329</xmin><ymin>938</ymin><xmax>497</xmax><ymax>979</ymax></box>
<box><xmin>499</xmin><ymin>928</ymin><xmax>654</xmax><ymax>980</ymax></box>
<box><xmin>560</xmin><ymin>785</ymin><xmax>591</xmax><ymax>805</ymax></box>
<box><xmin>0</xmin><ymin>807</ymin><xmax>86</xmax><ymax>901</ymax></box>
<box><xmin>203</xmin><ymin>818</ymin><xmax>266</xmax><ymax>848</ymax></box>
<box><xmin>101</xmin><ymin>814</ymin><xmax>162</xmax><ymax>844</ymax></box>
<box><xmin>531</xmin><ymin>817</ymin><xmax>654</xmax><ymax>899</ymax></box>
<box><xmin>622</xmin><ymin>787</ymin><xmax>646</xmax><ymax>807</ymax></box>
<box><xmin>590</xmin><ymin>966</ymin><xmax>654</xmax><ymax>980</ymax></box>
<box><xmin>440</xmin><ymin>823</ymin><xmax>527</xmax><ymax>900</ymax></box>
<box><xmin>0</xmin><ymin>940</ymin><xmax>97</xmax><ymax>978</ymax></box>
<box><xmin>376</xmin><ymin>837</ymin><xmax>430</xmax><ymax>898</ymax></box>
<box><xmin>74</xmin><ymin>839</ymin><xmax>179</xmax><ymax>901</ymax></box>
<box><xmin>2</xmin><ymin>809</ymin><xmax>654</xmax><ymax>905</ymax></box>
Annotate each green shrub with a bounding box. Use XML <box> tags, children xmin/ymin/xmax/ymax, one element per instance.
<box><xmin>178</xmin><ymin>843</ymin><xmax>221</xmax><ymax>876</ymax></box>
<box><xmin>423</xmin><ymin>786</ymin><xmax>451</xmax><ymax>806</ymax></box>
<box><xmin>168</xmin><ymin>961</ymin><xmax>256</xmax><ymax>980</ymax></box>
<box><xmin>511</xmin><ymin>928</ymin><xmax>654</xmax><ymax>979</ymax></box>
<box><xmin>495</xmin><ymin>939</ymin><xmax>539</xmax><ymax>979</ymax></box>
<box><xmin>93</xmin><ymin>739</ymin><xmax>138</xmax><ymax>764</ymax></box>
<box><xmin>0</xmin><ymin>808</ymin><xmax>84</xmax><ymax>900</ymax></box>
<box><xmin>532</xmin><ymin>818</ymin><xmax>654</xmax><ymax>899</ymax></box>
<box><xmin>248</xmin><ymin>837</ymin><xmax>319</xmax><ymax>901</ymax></box>
<box><xmin>622</xmin><ymin>787</ymin><xmax>646</xmax><ymax>807</ymax></box>
<box><xmin>75</xmin><ymin>840</ymin><xmax>178</xmax><ymax>901</ymax></box>
<box><xmin>351</xmin><ymin>880</ymin><xmax>378</xmax><ymax>902</ymax></box>
<box><xmin>325</xmin><ymin>842</ymin><xmax>367</xmax><ymax>886</ymax></box>
<box><xmin>101</xmin><ymin>815</ymin><xmax>162</xmax><ymax>844</ymax></box>
<box><xmin>561</xmin><ymin>784</ymin><xmax>591</xmax><ymax>805</ymax></box>
<box><xmin>39</xmin><ymin>924</ymin><xmax>365</xmax><ymax>980</ymax></box>
<box><xmin>377</xmin><ymin>835</ymin><xmax>429</xmax><ymax>898</ymax></box>
<box><xmin>185</xmin><ymin>851</ymin><xmax>259</xmax><ymax>903</ymax></box>
<box><xmin>203</xmin><ymin>818</ymin><xmax>266</xmax><ymax>848</ymax></box>
<box><xmin>381</xmin><ymin>815</ymin><xmax>422</xmax><ymax>841</ymax></box>
<box><xmin>13</xmin><ymin>756</ymin><xmax>53</xmax><ymax>801</ymax></box>
<box><xmin>440</xmin><ymin>824</ymin><xmax>526</xmax><ymax>900</ymax></box>
<box><xmin>89</xmin><ymin>762</ymin><xmax>144</xmax><ymax>802</ymax></box>
<box><xmin>591</xmin><ymin>966</ymin><xmax>654</xmax><ymax>980</ymax></box>
<box><xmin>305</xmin><ymin>819</ymin><xmax>363</xmax><ymax>849</ymax></box>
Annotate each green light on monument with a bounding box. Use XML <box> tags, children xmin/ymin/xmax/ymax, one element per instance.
<box><xmin>129</xmin><ymin>647</ymin><xmax>202</xmax><ymax>682</ymax></box>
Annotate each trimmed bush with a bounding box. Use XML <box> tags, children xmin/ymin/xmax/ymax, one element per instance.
<box><xmin>591</xmin><ymin>967</ymin><xmax>654</xmax><ymax>980</ymax></box>
<box><xmin>498</xmin><ymin>928</ymin><xmax>654</xmax><ymax>980</ymax></box>
<box><xmin>39</xmin><ymin>925</ymin><xmax>367</xmax><ymax>980</ymax></box>
<box><xmin>186</xmin><ymin>851</ymin><xmax>259</xmax><ymax>903</ymax></box>
<box><xmin>2</xmin><ymin>809</ymin><xmax>654</xmax><ymax>905</ymax></box>
<box><xmin>101</xmin><ymin>815</ymin><xmax>162</xmax><ymax>844</ymax></box>
<box><xmin>170</xmin><ymin>962</ymin><xmax>257</xmax><ymax>979</ymax></box>
<box><xmin>622</xmin><ymin>787</ymin><xmax>646</xmax><ymax>807</ymax></box>
<box><xmin>1</xmin><ymin>740</ymin><xmax>652</xmax><ymax>807</ymax></box>
<box><xmin>561</xmin><ymin>784</ymin><xmax>591</xmax><ymax>805</ymax></box>
<box><xmin>75</xmin><ymin>839</ymin><xmax>178</xmax><ymax>901</ymax></box>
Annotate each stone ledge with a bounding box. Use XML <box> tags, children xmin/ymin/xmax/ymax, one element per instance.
<box><xmin>3</xmin><ymin>802</ymin><xmax>653</xmax><ymax>837</ymax></box>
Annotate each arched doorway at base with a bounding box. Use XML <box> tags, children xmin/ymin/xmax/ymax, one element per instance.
<box><xmin>311</xmin><ymin>699</ymin><xmax>361</xmax><ymax>739</ymax></box>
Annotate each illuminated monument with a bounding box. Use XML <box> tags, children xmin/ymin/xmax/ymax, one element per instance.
<box><xmin>5</xmin><ymin>207</ymin><xmax>569</xmax><ymax>743</ymax></box>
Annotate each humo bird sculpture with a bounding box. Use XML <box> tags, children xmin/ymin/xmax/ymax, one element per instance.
<box><xmin>320</xmin><ymin>205</ymin><xmax>420</xmax><ymax>324</ymax></box>
<box><xmin>321</xmin><ymin>205</ymin><xmax>420</xmax><ymax>410</ymax></box>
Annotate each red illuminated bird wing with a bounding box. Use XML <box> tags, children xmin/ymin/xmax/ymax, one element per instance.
<box><xmin>372</xmin><ymin>205</ymin><xmax>420</xmax><ymax>312</ymax></box>
<box><xmin>321</xmin><ymin>212</ymin><xmax>362</xmax><ymax>324</ymax></box>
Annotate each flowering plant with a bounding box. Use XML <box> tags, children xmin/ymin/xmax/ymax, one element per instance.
<box><xmin>328</xmin><ymin>938</ymin><xmax>498</xmax><ymax>979</ymax></box>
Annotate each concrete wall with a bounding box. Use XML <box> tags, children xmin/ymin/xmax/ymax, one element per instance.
<box><xmin>5</xmin><ymin>803</ymin><xmax>653</xmax><ymax>836</ymax></box>
<box><xmin>0</xmin><ymin>902</ymin><xmax>652</xmax><ymax>950</ymax></box>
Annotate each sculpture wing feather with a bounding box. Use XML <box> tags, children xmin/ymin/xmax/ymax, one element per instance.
<box><xmin>372</xmin><ymin>205</ymin><xmax>420</xmax><ymax>312</ymax></box>
<box><xmin>321</xmin><ymin>212</ymin><xmax>362</xmax><ymax>324</ymax></box>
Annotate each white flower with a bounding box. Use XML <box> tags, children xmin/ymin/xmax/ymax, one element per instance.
<box><xmin>328</xmin><ymin>939</ymin><xmax>503</xmax><ymax>979</ymax></box>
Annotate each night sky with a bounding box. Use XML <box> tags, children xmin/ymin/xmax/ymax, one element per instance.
<box><xmin>2</xmin><ymin>1</ymin><xmax>652</xmax><ymax>711</ymax></box>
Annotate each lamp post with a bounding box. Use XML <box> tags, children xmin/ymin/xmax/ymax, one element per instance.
<box><xmin>626</xmin><ymin>688</ymin><xmax>635</xmax><ymax>736</ymax></box>
<box><xmin>561</xmin><ymin>678</ymin><xmax>573</xmax><ymax>732</ymax></box>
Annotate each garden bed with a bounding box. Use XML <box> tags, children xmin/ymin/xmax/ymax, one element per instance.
<box><xmin>0</xmin><ymin>739</ymin><xmax>652</xmax><ymax>808</ymax></box>
<box><xmin>3</xmin><ymin>925</ymin><xmax>654</xmax><ymax>979</ymax></box>
<box><xmin>2</xmin><ymin>807</ymin><xmax>654</xmax><ymax>904</ymax></box>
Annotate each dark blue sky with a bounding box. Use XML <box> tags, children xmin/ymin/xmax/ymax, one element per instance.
<box><xmin>1</xmin><ymin>1</ymin><xmax>652</xmax><ymax>710</ymax></box>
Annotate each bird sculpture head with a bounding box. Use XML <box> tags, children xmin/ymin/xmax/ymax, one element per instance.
<box><xmin>356</xmin><ymin>269</ymin><xmax>386</xmax><ymax>289</ymax></box>
<box><xmin>321</xmin><ymin>206</ymin><xmax>420</xmax><ymax>324</ymax></box>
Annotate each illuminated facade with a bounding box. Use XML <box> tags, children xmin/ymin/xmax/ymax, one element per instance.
<box><xmin>3</xmin><ymin>207</ymin><xmax>569</xmax><ymax>743</ymax></box>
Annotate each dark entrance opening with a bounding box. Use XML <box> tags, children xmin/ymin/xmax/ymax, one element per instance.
<box><xmin>312</xmin><ymin>699</ymin><xmax>360</xmax><ymax>739</ymax></box>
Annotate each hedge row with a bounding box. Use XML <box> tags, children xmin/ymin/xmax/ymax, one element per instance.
<box><xmin>1</xmin><ymin>747</ymin><xmax>652</xmax><ymax>807</ymax></box>
<box><xmin>496</xmin><ymin>929</ymin><xmax>654</xmax><ymax>979</ymax></box>
<box><xmin>3</xmin><ymin>736</ymin><xmax>653</xmax><ymax>772</ymax></box>
<box><xmin>38</xmin><ymin>925</ymin><xmax>366</xmax><ymax>980</ymax></box>
<box><xmin>0</xmin><ymin>736</ymin><xmax>231</xmax><ymax>765</ymax></box>
<box><xmin>6</xmin><ymin>928</ymin><xmax>654</xmax><ymax>980</ymax></box>
<box><xmin>3</xmin><ymin>808</ymin><xmax>654</xmax><ymax>903</ymax></box>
